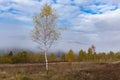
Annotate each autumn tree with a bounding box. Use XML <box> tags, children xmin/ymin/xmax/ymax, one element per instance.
<box><xmin>115</xmin><ymin>52</ymin><xmax>120</xmax><ymax>60</ymax></box>
<box><xmin>12</xmin><ymin>51</ymin><xmax>29</xmax><ymax>63</ymax></box>
<box><xmin>61</xmin><ymin>53</ymin><xmax>66</xmax><ymax>62</ymax></box>
<box><xmin>31</xmin><ymin>4</ymin><xmax>60</xmax><ymax>74</ymax></box>
<box><xmin>107</xmin><ymin>51</ymin><xmax>115</xmax><ymax>61</ymax></box>
<box><xmin>87</xmin><ymin>47</ymin><xmax>93</xmax><ymax>61</ymax></box>
<box><xmin>78</xmin><ymin>49</ymin><xmax>86</xmax><ymax>61</ymax></box>
<box><xmin>48</xmin><ymin>53</ymin><xmax>56</xmax><ymax>62</ymax></box>
<box><xmin>0</xmin><ymin>54</ymin><xmax>12</xmax><ymax>63</ymax></box>
<box><xmin>96</xmin><ymin>52</ymin><xmax>106</xmax><ymax>62</ymax></box>
<box><xmin>87</xmin><ymin>45</ymin><xmax>96</xmax><ymax>61</ymax></box>
<box><xmin>66</xmin><ymin>49</ymin><xmax>75</xmax><ymax>62</ymax></box>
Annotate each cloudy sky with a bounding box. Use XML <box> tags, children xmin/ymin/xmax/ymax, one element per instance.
<box><xmin>0</xmin><ymin>0</ymin><xmax>120</xmax><ymax>53</ymax></box>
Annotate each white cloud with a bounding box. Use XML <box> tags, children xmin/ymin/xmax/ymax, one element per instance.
<box><xmin>0</xmin><ymin>0</ymin><xmax>3</xmax><ymax>3</ymax></box>
<box><xmin>0</xmin><ymin>0</ymin><xmax>42</xmax><ymax>22</ymax></box>
<box><xmin>52</xmin><ymin>4</ymin><xmax>79</xmax><ymax>20</ymax></box>
<box><xmin>74</xmin><ymin>0</ymin><xmax>90</xmax><ymax>5</ymax></box>
<box><xmin>72</xmin><ymin>8</ymin><xmax>120</xmax><ymax>31</ymax></box>
<box><xmin>16</xmin><ymin>15</ymin><xmax>31</xmax><ymax>22</ymax></box>
<box><xmin>1</xmin><ymin>0</ymin><xmax>120</xmax><ymax>52</ymax></box>
<box><xmin>56</xmin><ymin>0</ymin><xmax>72</xmax><ymax>4</ymax></box>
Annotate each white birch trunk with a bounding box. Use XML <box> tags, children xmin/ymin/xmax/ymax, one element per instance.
<box><xmin>44</xmin><ymin>48</ymin><xmax>48</xmax><ymax>74</ymax></box>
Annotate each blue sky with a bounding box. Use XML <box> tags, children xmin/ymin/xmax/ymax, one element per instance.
<box><xmin>1</xmin><ymin>0</ymin><xmax>120</xmax><ymax>53</ymax></box>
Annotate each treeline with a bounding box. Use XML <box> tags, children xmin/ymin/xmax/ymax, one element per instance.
<box><xmin>0</xmin><ymin>46</ymin><xmax>120</xmax><ymax>64</ymax></box>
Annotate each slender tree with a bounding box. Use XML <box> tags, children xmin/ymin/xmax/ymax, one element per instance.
<box><xmin>31</xmin><ymin>4</ymin><xmax>60</xmax><ymax>74</ymax></box>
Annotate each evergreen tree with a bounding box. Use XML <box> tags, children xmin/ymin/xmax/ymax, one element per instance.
<box><xmin>8</xmin><ymin>51</ymin><xmax>13</xmax><ymax>56</ymax></box>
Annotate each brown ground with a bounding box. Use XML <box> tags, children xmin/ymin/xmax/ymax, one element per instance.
<box><xmin>0</xmin><ymin>62</ymin><xmax>120</xmax><ymax>80</ymax></box>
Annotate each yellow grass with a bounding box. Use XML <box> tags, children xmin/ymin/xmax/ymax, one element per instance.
<box><xmin>0</xmin><ymin>62</ymin><xmax>120</xmax><ymax>80</ymax></box>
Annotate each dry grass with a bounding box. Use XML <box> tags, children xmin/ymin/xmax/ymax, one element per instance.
<box><xmin>0</xmin><ymin>62</ymin><xmax>120</xmax><ymax>80</ymax></box>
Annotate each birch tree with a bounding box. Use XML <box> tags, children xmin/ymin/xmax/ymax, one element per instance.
<box><xmin>31</xmin><ymin>4</ymin><xmax>60</xmax><ymax>74</ymax></box>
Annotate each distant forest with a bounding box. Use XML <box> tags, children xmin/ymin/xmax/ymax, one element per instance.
<box><xmin>0</xmin><ymin>45</ymin><xmax>120</xmax><ymax>64</ymax></box>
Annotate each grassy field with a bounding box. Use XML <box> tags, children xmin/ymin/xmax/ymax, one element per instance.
<box><xmin>0</xmin><ymin>62</ymin><xmax>120</xmax><ymax>80</ymax></box>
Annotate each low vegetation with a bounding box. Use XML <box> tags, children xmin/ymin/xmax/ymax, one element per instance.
<box><xmin>0</xmin><ymin>62</ymin><xmax>120</xmax><ymax>80</ymax></box>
